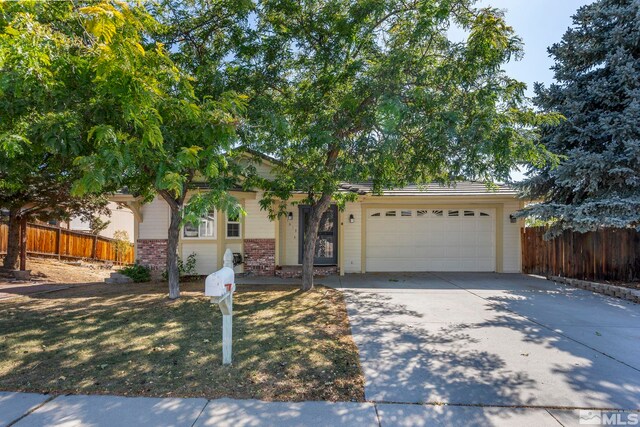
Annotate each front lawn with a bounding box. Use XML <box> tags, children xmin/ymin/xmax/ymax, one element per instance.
<box><xmin>0</xmin><ymin>281</ymin><xmax>364</xmax><ymax>402</ymax></box>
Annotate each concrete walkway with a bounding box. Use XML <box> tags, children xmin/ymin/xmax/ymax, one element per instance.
<box><xmin>329</xmin><ymin>272</ymin><xmax>640</xmax><ymax>411</ymax></box>
<box><xmin>0</xmin><ymin>391</ymin><xmax>596</xmax><ymax>426</ymax></box>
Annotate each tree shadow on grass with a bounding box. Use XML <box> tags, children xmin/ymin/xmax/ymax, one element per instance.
<box><xmin>0</xmin><ymin>282</ymin><xmax>363</xmax><ymax>402</ymax></box>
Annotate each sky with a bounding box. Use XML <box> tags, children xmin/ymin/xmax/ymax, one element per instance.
<box><xmin>454</xmin><ymin>0</ymin><xmax>593</xmax><ymax>97</ymax></box>
<box><xmin>449</xmin><ymin>0</ymin><xmax>593</xmax><ymax>180</ymax></box>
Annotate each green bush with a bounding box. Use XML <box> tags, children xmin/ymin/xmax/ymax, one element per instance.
<box><xmin>120</xmin><ymin>264</ymin><xmax>151</xmax><ymax>283</ymax></box>
<box><xmin>162</xmin><ymin>252</ymin><xmax>197</xmax><ymax>280</ymax></box>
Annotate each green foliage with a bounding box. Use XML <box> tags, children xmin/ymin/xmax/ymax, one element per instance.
<box><xmin>162</xmin><ymin>253</ymin><xmax>197</xmax><ymax>280</ymax></box>
<box><xmin>112</xmin><ymin>230</ymin><xmax>131</xmax><ymax>264</ymax></box>
<box><xmin>235</xmin><ymin>0</ymin><xmax>558</xmax><ymax>288</ymax></box>
<box><xmin>58</xmin><ymin>0</ymin><xmax>252</xmax><ymax>298</ymax></box>
<box><xmin>72</xmin><ymin>0</ymin><xmax>248</xmax><ymax>221</ymax></box>
<box><xmin>89</xmin><ymin>217</ymin><xmax>111</xmax><ymax>236</ymax></box>
<box><xmin>0</xmin><ymin>1</ymin><xmax>111</xmax><ymax>224</ymax></box>
<box><xmin>516</xmin><ymin>0</ymin><xmax>640</xmax><ymax>236</ymax></box>
<box><xmin>240</xmin><ymin>0</ymin><xmax>558</xmax><ymax>216</ymax></box>
<box><xmin>120</xmin><ymin>263</ymin><xmax>151</xmax><ymax>283</ymax></box>
<box><xmin>525</xmin><ymin>217</ymin><xmax>556</xmax><ymax>228</ymax></box>
<box><xmin>180</xmin><ymin>253</ymin><xmax>198</xmax><ymax>277</ymax></box>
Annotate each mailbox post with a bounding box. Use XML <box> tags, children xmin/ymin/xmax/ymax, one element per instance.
<box><xmin>205</xmin><ymin>249</ymin><xmax>235</xmax><ymax>365</ymax></box>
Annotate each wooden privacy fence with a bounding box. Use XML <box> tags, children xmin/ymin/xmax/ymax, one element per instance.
<box><xmin>522</xmin><ymin>227</ymin><xmax>640</xmax><ymax>282</ymax></box>
<box><xmin>0</xmin><ymin>222</ymin><xmax>134</xmax><ymax>264</ymax></box>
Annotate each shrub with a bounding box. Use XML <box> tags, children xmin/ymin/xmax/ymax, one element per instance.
<box><xmin>162</xmin><ymin>252</ymin><xmax>197</xmax><ymax>280</ymax></box>
<box><xmin>112</xmin><ymin>230</ymin><xmax>131</xmax><ymax>264</ymax></box>
<box><xmin>120</xmin><ymin>263</ymin><xmax>151</xmax><ymax>283</ymax></box>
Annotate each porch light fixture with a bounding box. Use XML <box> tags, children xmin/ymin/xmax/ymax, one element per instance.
<box><xmin>349</xmin><ymin>214</ymin><xmax>355</xmax><ymax>223</ymax></box>
<box><xmin>509</xmin><ymin>214</ymin><xmax>517</xmax><ymax>224</ymax></box>
<box><xmin>288</xmin><ymin>212</ymin><xmax>293</xmax><ymax>221</ymax></box>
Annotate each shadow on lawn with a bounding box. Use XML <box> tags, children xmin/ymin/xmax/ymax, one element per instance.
<box><xmin>0</xmin><ymin>282</ymin><xmax>363</xmax><ymax>402</ymax></box>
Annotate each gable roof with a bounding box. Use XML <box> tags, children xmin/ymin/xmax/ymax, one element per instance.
<box><xmin>338</xmin><ymin>181</ymin><xmax>517</xmax><ymax>196</ymax></box>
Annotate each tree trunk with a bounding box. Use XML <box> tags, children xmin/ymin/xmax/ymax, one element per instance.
<box><xmin>2</xmin><ymin>209</ymin><xmax>20</xmax><ymax>270</ymax></box>
<box><xmin>19</xmin><ymin>216</ymin><xmax>27</xmax><ymax>271</ymax></box>
<box><xmin>301</xmin><ymin>193</ymin><xmax>333</xmax><ymax>291</ymax></box>
<box><xmin>167</xmin><ymin>206</ymin><xmax>181</xmax><ymax>299</ymax></box>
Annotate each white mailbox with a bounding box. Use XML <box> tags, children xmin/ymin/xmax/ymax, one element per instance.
<box><xmin>205</xmin><ymin>267</ymin><xmax>235</xmax><ymax>297</ymax></box>
<box><xmin>205</xmin><ymin>254</ymin><xmax>236</xmax><ymax>365</ymax></box>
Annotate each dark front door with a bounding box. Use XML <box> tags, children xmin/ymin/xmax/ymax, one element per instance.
<box><xmin>299</xmin><ymin>205</ymin><xmax>338</xmax><ymax>265</ymax></box>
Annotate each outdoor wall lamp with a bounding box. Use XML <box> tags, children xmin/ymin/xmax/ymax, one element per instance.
<box><xmin>288</xmin><ymin>212</ymin><xmax>293</xmax><ymax>221</ymax></box>
<box><xmin>509</xmin><ymin>214</ymin><xmax>517</xmax><ymax>224</ymax></box>
<box><xmin>349</xmin><ymin>214</ymin><xmax>355</xmax><ymax>223</ymax></box>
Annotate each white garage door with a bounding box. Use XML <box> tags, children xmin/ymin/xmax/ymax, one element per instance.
<box><xmin>366</xmin><ymin>208</ymin><xmax>496</xmax><ymax>272</ymax></box>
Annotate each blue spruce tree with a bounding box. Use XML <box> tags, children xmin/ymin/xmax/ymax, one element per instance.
<box><xmin>518</xmin><ymin>0</ymin><xmax>640</xmax><ymax>235</ymax></box>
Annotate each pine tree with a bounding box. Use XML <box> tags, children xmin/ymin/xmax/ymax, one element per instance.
<box><xmin>518</xmin><ymin>0</ymin><xmax>640</xmax><ymax>235</ymax></box>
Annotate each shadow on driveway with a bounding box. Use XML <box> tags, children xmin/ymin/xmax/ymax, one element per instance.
<box><xmin>339</xmin><ymin>272</ymin><xmax>640</xmax><ymax>411</ymax></box>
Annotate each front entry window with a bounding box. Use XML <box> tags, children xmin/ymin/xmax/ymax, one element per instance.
<box><xmin>299</xmin><ymin>205</ymin><xmax>338</xmax><ymax>265</ymax></box>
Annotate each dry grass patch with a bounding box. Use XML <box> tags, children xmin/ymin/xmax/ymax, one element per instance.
<box><xmin>0</xmin><ymin>257</ymin><xmax>115</xmax><ymax>285</ymax></box>
<box><xmin>0</xmin><ymin>281</ymin><xmax>364</xmax><ymax>402</ymax></box>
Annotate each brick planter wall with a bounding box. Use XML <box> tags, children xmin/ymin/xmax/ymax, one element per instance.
<box><xmin>244</xmin><ymin>239</ymin><xmax>276</xmax><ymax>276</ymax></box>
<box><xmin>137</xmin><ymin>239</ymin><xmax>167</xmax><ymax>278</ymax></box>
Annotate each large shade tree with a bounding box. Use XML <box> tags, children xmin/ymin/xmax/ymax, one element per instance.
<box><xmin>241</xmin><ymin>0</ymin><xmax>556</xmax><ymax>290</ymax></box>
<box><xmin>73</xmin><ymin>2</ymin><xmax>249</xmax><ymax>299</ymax></box>
<box><xmin>517</xmin><ymin>0</ymin><xmax>640</xmax><ymax>235</ymax></box>
<box><xmin>0</xmin><ymin>1</ymin><xmax>109</xmax><ymax>270</ymax></box>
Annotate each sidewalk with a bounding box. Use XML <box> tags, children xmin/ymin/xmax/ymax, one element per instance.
<box><xmin>1</xmin><ymin>391</ymin><xmax>586</xmax><ymax>426</ymax></box>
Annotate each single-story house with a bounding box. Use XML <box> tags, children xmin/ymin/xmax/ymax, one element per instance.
<box><xmin>112</xmin><ymin>156</ymin><xmax>524</xmax><ymax>277</ymax></box>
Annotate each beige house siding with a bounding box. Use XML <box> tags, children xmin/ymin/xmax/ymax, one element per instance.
<box><xmin>181</xmin><ymin>241</ymin><xmax>218</xmax><ymax>275</ymax></box>
<box><xmin>101</xmin><ymin>203</ymin><xmax>135</xmax><ymax>241</ymax></box>
<box><xmin>133</xmin><ymin>183</ymin><xmax>523</xmax><ymax>275</ymax></box>
<box><xmin>139</xmin><ymin>196</ymin><xmax>170</xmax><ymax>239</ymax></box>
<box><xmin>138</xmin><ymin>195</ymin><xmax>255</xmax><ymax>275</ymax></box>
<box><xmin>502</xmin><ymin>200</ymin><xmax>523</xmax><ymax>273</ymax></box>
<box><xmin>342</xmin><ymin>202</ymin><xmax>362</xmax><ymax>273</ymax></box>
<box><xmin>253</xmin><ymin>162</ymin><xmax>275</xmax><ymax>180</ymax></box>
<box><xmin>236</xmin><ymin>155</ymin><xmax>275</xmax><ymax>181</ymax></box>
<box><xmin>243</xmin><ymin>194</ymin><xmax>276</xmax><ymax>239</ymax></box>
<box><xmin>284</xmin><ymin>203</ymin><xmax>299</xmax><ymax>265</ymax></box>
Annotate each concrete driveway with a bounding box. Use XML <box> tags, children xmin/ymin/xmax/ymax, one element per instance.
<box><xmin>330</xmin><ymin>273</ymin><xmax>640</xmax><ymax>411</ymax></box>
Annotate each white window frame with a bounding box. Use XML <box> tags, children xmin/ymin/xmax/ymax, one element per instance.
<box><xmin>182</xmin><ymin>211</ymin><xmax>217</xmax><ymax>240</ymax></box>
<box><xmin>226</xmin><ymin>212</ymin><xmax>242</xmax><ymax>239</ymax></box>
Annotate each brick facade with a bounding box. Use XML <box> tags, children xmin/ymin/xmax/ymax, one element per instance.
<box><xmin>275</xmin><ymin>265</ymin><xmax>338</xmax><ymax>279</ymax></box>
<box><xmin>243</xmin><ymin>239</ymin><xmax>276</xmax><ymax>276</ymax></box>
<box><xmin>136</xmin><ymin>239</ymin><xmax>168</xmax><ymax>274</ymax></box>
